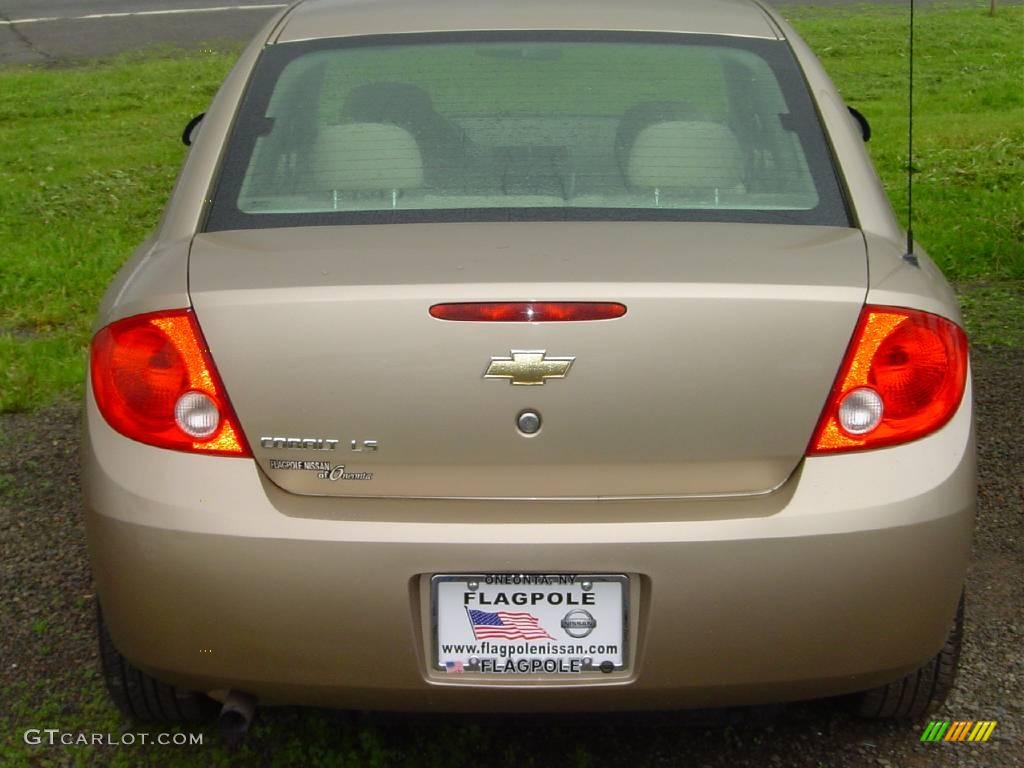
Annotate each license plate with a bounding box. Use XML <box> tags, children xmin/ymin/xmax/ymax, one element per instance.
<box><xmin>432</xmin><ymin>574</ymin><xmax>628</xmax><ymax>674</ymax></box>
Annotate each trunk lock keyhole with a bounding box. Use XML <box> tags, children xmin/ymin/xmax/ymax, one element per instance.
<box><xmin>517</xmin><ymin>410</ymin><xmax>542</xmax><ymax>436</ymax></box>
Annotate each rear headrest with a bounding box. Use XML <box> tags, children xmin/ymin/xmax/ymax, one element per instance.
<box><xmin>311</xmin><ymin>123</ymin><xmax>424</xmax><ymax>191</ymax></box>
<box><xmin>615</xmin><ymin>101</ymin><xmax>706</xmax><ymax>174</ymax></box>
<box><xmin>626</xmin><ymin>121</ymin><xmax>744</xmax><ymax>191</ymax></box>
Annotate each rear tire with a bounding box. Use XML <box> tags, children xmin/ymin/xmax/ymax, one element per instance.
<box><xmin>97</xmin><ymin>603</ymin><xmax>215</xmax><ymax>723</ymax></box>
<box><xmin>852</xmin><ymin>592</ymin><xmax>964</xmax><ymax>719</ymax></box>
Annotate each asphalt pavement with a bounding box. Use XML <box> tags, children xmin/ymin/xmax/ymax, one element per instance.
<box><xmin>0</xmin><ymin>0</ymin><xmax>1015</xmax><ymax>65</ymax></box>
<box><xmin>0</xmin><ymin>0</ymin><xmax>284</xmax><ymax>64</ymax></box>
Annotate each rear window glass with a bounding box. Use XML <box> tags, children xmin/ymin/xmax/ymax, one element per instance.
<box><xmin>206</xmin><ymin>32</ymin><xmax>849</xmax><ymax>230</ymax></box>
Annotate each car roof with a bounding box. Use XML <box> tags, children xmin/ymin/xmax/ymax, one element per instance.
<box><xmin>273</xmin><ymin>0</ymin><xmax>783</xmax><ymax>45</ymax></box>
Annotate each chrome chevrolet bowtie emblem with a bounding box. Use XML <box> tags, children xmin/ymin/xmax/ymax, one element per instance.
<box><xmin>484</xmin><ymin>350</ymin><xmax>575</xmax><ymax>386</ymax></box>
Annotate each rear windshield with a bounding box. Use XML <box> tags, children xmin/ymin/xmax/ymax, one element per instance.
<box><xmin>205</xmin><ymin>32</ymin><xmax>850</xmax><ymax>231</ymax></box>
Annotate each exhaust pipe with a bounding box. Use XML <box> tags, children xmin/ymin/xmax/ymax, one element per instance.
<box><xmin>219</xmin><ymin>690</ymin><xmax>257</xmax><ymax>744</ymax></box>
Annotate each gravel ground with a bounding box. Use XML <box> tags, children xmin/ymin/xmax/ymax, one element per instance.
<box><xmin>0</xmin><ymin>347</ymin><xmax>1021</xmax><ymax>767</ymax></box>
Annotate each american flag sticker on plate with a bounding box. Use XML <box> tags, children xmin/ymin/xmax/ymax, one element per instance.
<box><xmin>466</xmin><ymin>609</ymin><xmax>555</xmax><ymax>641</ymax></box>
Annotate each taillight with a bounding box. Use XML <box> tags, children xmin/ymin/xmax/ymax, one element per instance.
<box><xmin>429</xmin><ymin>302</ymin><xmax>627</xmax><ymax>322</ymax></box>
<box><xmin>808</xmin><ymin>306</ymin><xmax>968</xmax><ymax>454</ymax></box>
<box><xmin>90</xmin><ymin>309</ymin><xmax>250</xmax><ymax>457</ymax></box>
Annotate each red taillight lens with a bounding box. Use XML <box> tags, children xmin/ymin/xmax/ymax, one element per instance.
<box><xmin>808</xmin><ymin>306</ymin><xmax>968</xmax><ymax>454</ymax></box>
<box><xmin>90</xmin><ymin>309</ymin><xmax>251</xmax><ymax>457</ymax></box>
<box><xmin>429</xmin><ymin>302</ymin><xmax>627</xmax><ymax>322</ymax></box>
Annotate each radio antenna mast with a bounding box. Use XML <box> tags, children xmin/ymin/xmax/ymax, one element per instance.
<box><xmin>905</xmin><ymin>0</ymin><xmax>919</xmax><ymax>266</ymax></box>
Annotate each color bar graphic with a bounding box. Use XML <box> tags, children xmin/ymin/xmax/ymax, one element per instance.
<box><xmin>921</xmin><ymin>720</ymin><xmax>996</xmax><ymax>742</ymax></box>
<box><xmin>944</xmin><ymin>721</ymin><xmax>973</xmax><ymax>741</ymax></box>
<box><xmin>968</xmin><ymin>722</ymin><xmax>998</xmax><ymax>742</ymax></box>
<box><xmin>921</xmin><ymin>721</ymin><xmax>950</xmax><ymax>742</ymax></box>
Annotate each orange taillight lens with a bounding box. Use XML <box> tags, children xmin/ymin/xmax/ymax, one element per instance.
<box><xmin>808</xmin><ymin>306</ymin><xmax>968</xmax><ymax>454</ymax></box>
<box><xmin>90</xmin><ymin>309</ymin><xmax>250</xmax><ymax>457</ymax></box>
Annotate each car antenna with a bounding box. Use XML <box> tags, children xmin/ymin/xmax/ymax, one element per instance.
<box><xmin>904</xmin><ymin>0</ymin><xmax>919</xmax><ymax>267</ymax></box>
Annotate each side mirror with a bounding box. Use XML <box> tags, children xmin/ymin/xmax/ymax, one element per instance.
<box><xmin>848</xmin><ymin>106</ymin><xmax>871</xmax><ymax>143</ymax></box>
<box><xmin>182</xmin><ymin>113</ymin><xmax>206</xmax><ymax>147</ymax></box>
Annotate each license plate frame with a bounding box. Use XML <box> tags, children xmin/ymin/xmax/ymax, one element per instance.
<box><xmin>430</xmin><ymin>573</ymin><xmax>629</xmax><ymax>675</ymax></box>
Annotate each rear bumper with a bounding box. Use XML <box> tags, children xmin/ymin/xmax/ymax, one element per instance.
<box><xmin>82</xmin><ymin>380</ymin><xmax>976</xmax><ymax>712</ymax></box>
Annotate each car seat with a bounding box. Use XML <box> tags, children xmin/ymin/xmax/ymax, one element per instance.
<box><xmin>625</xmin><ymin>120</ymin><xmax>746</xmax><ymax>203</ymax></box>
<box><xmin>340</xmin><ymin>82</ymin><xmax>467</xmax><ymax>187</ymax></box>
<box><xmin>310</xmin><ymin>123</ymin><xmax>424</xmax><ymax>209</ymax></box>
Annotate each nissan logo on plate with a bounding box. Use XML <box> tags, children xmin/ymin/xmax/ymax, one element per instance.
<box><xmin>561</xmin><ymin>609</ymin><xmax>597</xmax><ymax>638</ymax></box>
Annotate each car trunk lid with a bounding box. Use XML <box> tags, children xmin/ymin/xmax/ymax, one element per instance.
<box><xmin>189</xmin><ymin>222</ymin><xmax>866</xmax><ymax>498</ymax></box>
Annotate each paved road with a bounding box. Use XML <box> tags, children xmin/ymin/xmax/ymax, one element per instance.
<box><xmin>0</xmin><ymin>0</ymin><xmax>284</xmax><ymax>64</ymax></box>
<box><xmin>0</xmin><ymin>0</ymin><xmax>1012</xmax><ymax>65</ymax></box>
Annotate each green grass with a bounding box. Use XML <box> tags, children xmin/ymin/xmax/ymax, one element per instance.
<box><xmin>0</xmin><ymin>47</ymin><xmax>238</xmax><ymax>412</ymax></box>
<box><xmin>0</xmin><ymin>7</ymin><xmax>1021</xmax><ymax>412</ymax></box>
<box><xmin>956</xmin><ymin>281</ymin><xmax>1024</xmax><ymax>347</ymax></box>
<box><xmin>785</xmin><ymin>3</ymin><xmax>1024</xmax><ymax>280</ymax></box>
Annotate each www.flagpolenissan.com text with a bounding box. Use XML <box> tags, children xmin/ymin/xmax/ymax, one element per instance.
<box><xmin>441</xmin><ymin>641</ymin><xmax>619</xmax><ymax>657</ymax></box>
